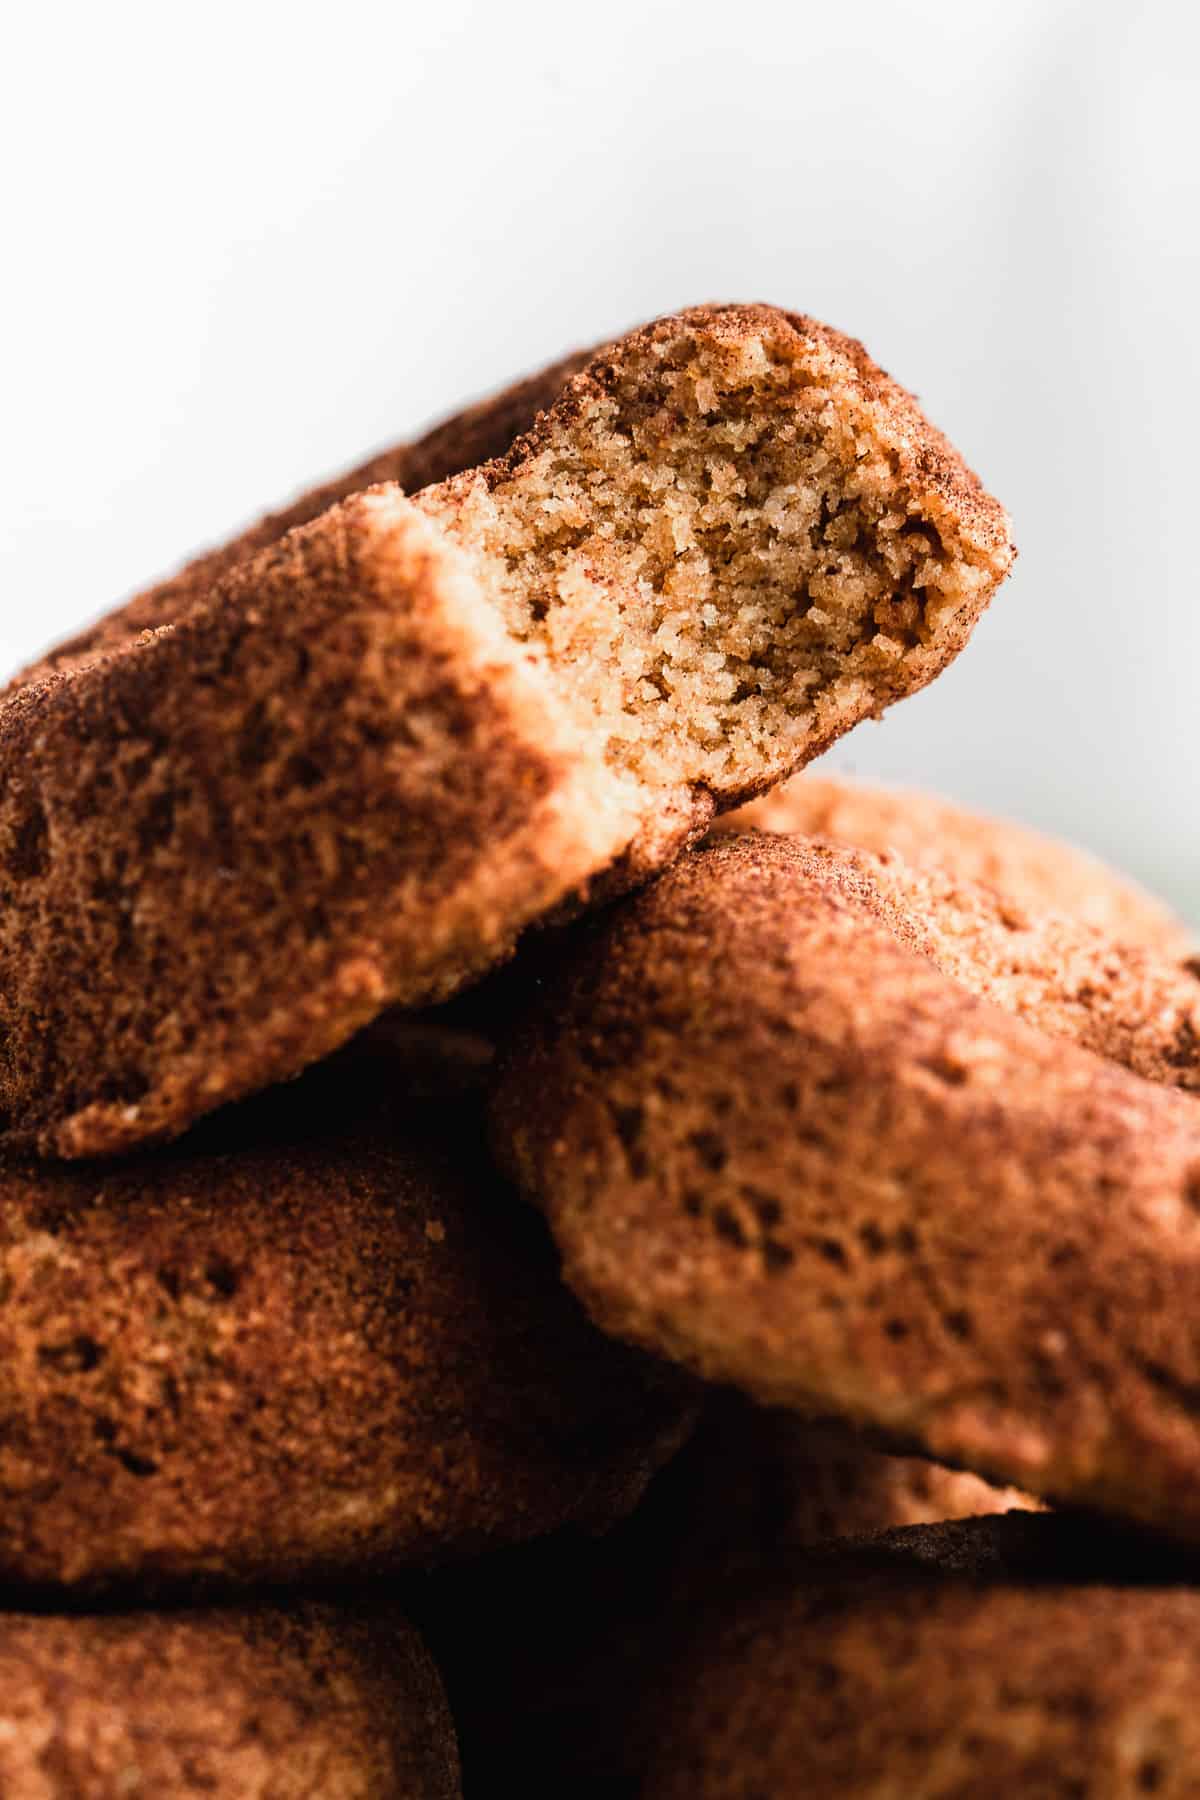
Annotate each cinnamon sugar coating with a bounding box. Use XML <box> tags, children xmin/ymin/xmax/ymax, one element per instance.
<box><xmin>0</xmin><ymin>1602</ymin><xmax>459</xmax><ymax>1798</ymax></box>
<box><xmin>0</xmin><ymin>1050</ymin><xmax>691</xmax><ymax>1592</ymax></box>
<box><xmin>491</xmin><ymin>834</ymin><xmax>1200</xmax><ymax>1541</ymax></box>
<box><xmin>0</xmin><ymin>304</ymin><xmax>1012</xmax><ymax>1156</ymax></box>
<box><xmin>717</xmin><ymin>771</ymin><xmax>1192</xmax><ymax>953</ymax></box>
<box><xmin>716</xmin><ymin>830</ymin><xmax>1200</xmax><ymax>1092</ymax></box>
<box><xmin>644</xmin><ymin>1515</ymin><xmax>1200</xmax><ymax>1798</ymax></box>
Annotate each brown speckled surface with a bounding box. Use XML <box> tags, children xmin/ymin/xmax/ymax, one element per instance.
<box><xmin>715</xmin><ymin>771</ymin><xmax>1193</xmax><ymax>954</ymax></box>
<box><xmin>645</xmin><ymin>1514</ymin><xmax>1200</xmax><ymax>1798</ymax></box>
<box><xmin>0</xmin><ymin>1601</ymin><xmax>459</xmax><ymax>1797</ymax></box>
<box><xmin>710</xmin><ymin>829</ymin><xmax>1200</xmax><ymax>1090</ymax></box>
<box><xmin>0</xmin><ymin>496</ymin><xmax>628</xmax><ymax>1156</ymax></box>
<box><xmin>492</xmin><ymin>833</ymin><xmax>1200</xmax><ymax>1542</ymax></box>
<box><xmin>0</xmin><ymin>1047</ymin><xmax>692</xmax><ymax>1593</ymax></box>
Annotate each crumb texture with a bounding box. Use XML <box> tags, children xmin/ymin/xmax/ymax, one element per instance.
<box><xmin>422</xmin><ymin>305</ymin><xmax>1013</xmax><ymax>806</ymax></box>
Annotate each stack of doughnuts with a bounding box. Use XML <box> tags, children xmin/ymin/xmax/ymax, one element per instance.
<box><xmin>4</xmin><ymin>301</ymin><xmax>1194</xmax><ymax>1795</ymax></box>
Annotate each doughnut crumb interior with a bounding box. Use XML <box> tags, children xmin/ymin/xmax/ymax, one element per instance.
<box><xmin>420</xmin><ymin>303</ymin><xmax>1014</xmax><ymax>804</ymax></box>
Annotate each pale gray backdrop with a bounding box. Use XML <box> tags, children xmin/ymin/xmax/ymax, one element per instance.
<box><xmin>4</xmin><ymin>0</ymin><xmax>1196</xmax><ymax>922</ymax></box>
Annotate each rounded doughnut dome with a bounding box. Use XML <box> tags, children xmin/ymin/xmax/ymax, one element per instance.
<box><xmin>0</xmin><ymin>1602</ymin><xmax>459</xmax><ymax>1798</ymax></box>
<box><xmin>711</xmin><ymin>828</ymin><xmax>1200</xmax><ymax>1091</ymax></box>
<box><xmin>643</xmin><ymin>1513</ymin><xmax>1200</xmax><ymax>1799</ymax></box>
<box><xmin>491</xmin><ymin>833</ymin><xmax>1200</xmax><ymax>1541</ymax></box>
<box><xmin>714</xmin><ymin>771</ymin><xmax>1194</xmax><ymax>955</ymax></box>
<box><xmin>0</xmin><ymin>1045</ymin><xmax>693</xmax><ymax>1593</ymax></box>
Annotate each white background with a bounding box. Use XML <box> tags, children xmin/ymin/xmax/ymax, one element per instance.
<box><xmin>4</xmin><ymin>0</ymin><xmax>1196</xmax><ymax>922</ymax></box>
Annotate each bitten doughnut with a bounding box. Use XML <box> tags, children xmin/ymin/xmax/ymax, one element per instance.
<box><xmin>0</xmin><ymin>1047</ymin><xmax>691</xmax><ymax>1592</ymax></box>
<box><xmin>491</xmin><ymin>833</ymin><xmax>1200</xmax><ymax>1541</ymax></box>
<box><xmin>0</xmin><ymin>1601</ymin><xmax>459</xmax><ymax>1797</ymax></box>
<box><xmin>12</xmin><ymin>345</ymin><xmax>596</xmax><ymax>689</ymax></box>
<box><xmin>715</xmin><ymin>771</ymin><xmax>1193</xmax><ymax>953</ymax></box>
<box><xmin>643</xmin><ymin>1514</ymin><xmax>1200</xmax><ymax>1798</ymax></box>
<box><xmin>0</xmin><ymin>303</ymin><xmax>1013</xmax><ymax>1156</ymax></box>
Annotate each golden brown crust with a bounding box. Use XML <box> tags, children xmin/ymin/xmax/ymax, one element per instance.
<box><xmin>711</xmin><ymin>830</ymin><xmax>1200</xmax><ymax>1092</ymax></box>
<box><xmin>0</xmin><ymin>1049</ymin><xmax>692</xmax><ymax>1592</ymax></box>
<box><xmin>715</xmin><ymin>772</ymin><xmax>1192</xmax><ymax>953</ymax></box>
<box><xmin>491</xmin><ymin>834</ymin><xmax>1200</xmax><ymax>1542</ymax></box>
<box><xmin>0</xmin><ymin>495</ymin><xmax>631</xmax><ymax>1156</ymax></box>
<box><xmin>0</xmin><ymin>1602</ymin><xmax>459</xmax><ymax>1797</ymax></box>
<box><xmin>12</xmin><ymin>348</ymin><xmax>595</xmax><ymax>690</ymax></box>
<box><xmin>644</xmin><ymin>1514</ymin><xmax>1200</xmax><ymax>1799</ymax></box>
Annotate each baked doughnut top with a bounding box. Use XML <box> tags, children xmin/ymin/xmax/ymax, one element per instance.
<box><xmin>716</xmin><ymin>771</ymin><xmax>1192</xmax><ymax>954</ymax></box>
<box><xmin>0</xmin><ymin>1047</ymin><xmax>691</xmax><ymax>1591</ymax></box>
<box><xmin>492</xmin><ymin>831</ymin><xmax>1200</xmax><ymax>1541</ymax></box>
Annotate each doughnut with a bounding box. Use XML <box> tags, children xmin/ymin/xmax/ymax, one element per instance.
<box><xmin>0</xmin><ymin>1046</ymin><xmax>691</xmax><ymax>1592</ymax></box>
<box><xmin>643</xmin><ymin>1514</ymin><xmax>1200</xmax><ymax>1798</ymax></box>
<box><xmin>715</xmin><ymin>771</ymin><xmax>1193</xmax><ymax>953</ymax></box>
<box><xmin>11</xmin><ymin>345</ymin><xmax>595</xmax><ymax>690</ymax></box>
<box><xmin>0</xmin><ymin>303</ymin><xmax>1013</xmax><ymax>1156</ymax></box>
<box><xmin>710</xmin><ymin>832</ymin><xmax>1199</xmax><ymax>1091</ymax></box>
<box><xmin>0</xmin><ymin>1601</ymin><xmax>458</xmax><ymax>1797</ymax></box>
<box><xmin>419</xmin><ymin>1402</ymin><xmax>1034</xmax><ymax>1797</ymax></box>
<box><xmin>491</xmin><ymin>832</ymin><xmax>1200</xmax><ymax>1540</ymax></box>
